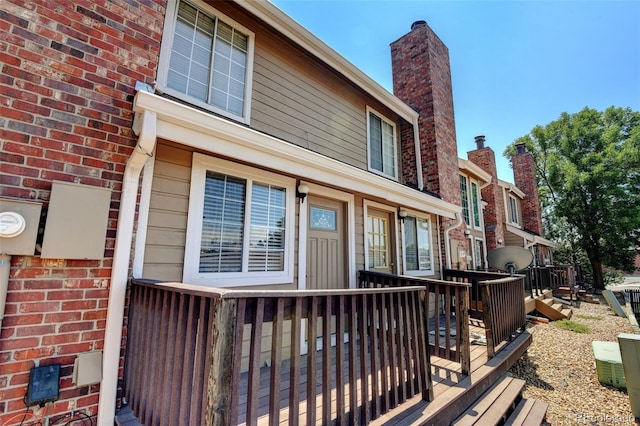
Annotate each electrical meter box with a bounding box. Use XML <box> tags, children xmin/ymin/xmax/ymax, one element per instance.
<box><xmin>0</xmin><ymin>199</ymin><xmax>42</xmax><ymax>256</ymax></box>
<box><xmin>592</xmin><ymin>341</ymin><xmax>626</xmax><ymax>389</ymax></box>
<box><xmin>40</xmin><ymin>182</ymin><xmax>111</xmax><ymax>259</ymax></box>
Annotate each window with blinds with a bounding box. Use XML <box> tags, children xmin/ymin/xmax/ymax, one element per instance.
<box><xmin>185</xmin><ymin>154</ymin><xmax>294</xmax><ymax>287</ymax></box>
<box><xmin>160</xmin><ymin>0</ymin><xmax>253</xmax><ymax>122</ymax></box>
<box><xmin>403</xmin><ymin>216</ymin><xmax>433</xmax><ymax>274</ymax></box>
<box><xmin>367</xmin><ymin>108</ymin><xmax>397</xmax><ymax>179</ymax></box>
<box><xmin>200</xmin><ymin>172</ymin><xmax>286</xmax><ymax>273</ymax></box>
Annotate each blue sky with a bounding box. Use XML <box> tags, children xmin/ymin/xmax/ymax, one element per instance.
<box><xmin>270</xmin><ymin>0</ymin><xmax>640</xmax><ymax>183</ymax></box>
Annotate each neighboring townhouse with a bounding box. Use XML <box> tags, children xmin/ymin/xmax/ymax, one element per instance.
<box><xmin>467</xmin><ymin>137</ymin><xmax>557</xmax><ymax>268</ymax></box>
<box><xmin>0</xmin><ymin>1</ymin><xmax>476</xmax><ymax>424</ymax></box>
<box><xmin>458</xmin><ymin>158</ymin><xmax>492</xmax><ymax>270</ymax></box>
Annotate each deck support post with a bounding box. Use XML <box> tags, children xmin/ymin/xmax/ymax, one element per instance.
<box><xmin>207</xmin><ymin>298</ymin><xmax>239</xmax><ymax>426</ymax></box>
<box><xmin>458</xmin><ymin>286</ymin><xmax>471</xmax><ymax>375</ymax></box>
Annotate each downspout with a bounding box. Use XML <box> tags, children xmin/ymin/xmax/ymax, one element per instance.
<box><xmin>443</xmin><ymin>212</ymin><xmax>464</xmax><ymax>270</ymax></box>
<box><xmin>97</xmin><ymin>108</ymin><xmax>157</xmax><ymax>426</ymax></box>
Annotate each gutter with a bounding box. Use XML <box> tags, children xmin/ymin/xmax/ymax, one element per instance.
<box><xmin>97</xmin><ymin>107</ymin><xmax>157</xmax><ymax>426</ymax></box>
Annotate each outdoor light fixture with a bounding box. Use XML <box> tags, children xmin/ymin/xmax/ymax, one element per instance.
<box><xmin>497</xmin><ymin>238</ymin><xmax>503</xmax><ymax>245</ymax></box>
<box><xmin>398</xmin><ymin>208</ymin><xmax>408</xmax><ymax>222</ymax></box>
<box><xmin>297</xmin><ymin>183</ymin><xmax>309</xmax><ymax>203</ymax></box>
<box><xmin>464</xmin><ymin>229</ymin><xmax>471</xmax><ymax>236</ymax></box>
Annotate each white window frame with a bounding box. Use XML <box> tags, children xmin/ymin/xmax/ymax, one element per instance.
<box><xmin>401</xmin><ymin>211</ymin><xmax>435</xmax><ymax>276</ymax></box>
<box><xmin>470</xmin><ymin>180</ymin><xmax>481</xmax><ymax>229</ymax></box>
<box><xmin>459</xmin><ymin>175</ymin><xmax>470</xmax><ymax>225</ymax></box>
<box><xmin>156</xmin><ymin>0</ymin><xmax>255</xmax><ymax>124</ymax></box>
<box><xmin>363</xmin><ymin>200</ymin><xmax>400</xmax><ymax>271</ymax></box>
<box><xmin>366</xmin><ymin>106</ymin><xmax>398</xmax><ymax>180</ymax></box>
<box><xmin>183</xmin><ymin>153</ymin><xmax>295</xmax><ymax>287</ymax></box>
<box><xmin>508</xmin><ymin>194</ymin><xmax>520</xmax><ymax>225</ymax></box>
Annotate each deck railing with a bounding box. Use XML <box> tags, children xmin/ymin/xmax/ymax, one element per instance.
<box><xmin>124</xmin><ymin>279</ymin><xmax>433</xmax><ymax>426</ymax></box>
<box><xmin>443</xmin><ymin>270</ymin><xmax>526</xmax><ymax>358</ymax></box>
<box><xmin>358</xmin><ymin>270</ymin><xmax>471</xmax><ymax>375</ymax></box>
<box><xmin>627</xmin><ymin>289</ymin><xmax>640</xmax><ymax>319</ymax></box>
<box><xmin>523</xmin><ymin>265</ymin><xmax>576</xmax><ymax>295</ymax></box>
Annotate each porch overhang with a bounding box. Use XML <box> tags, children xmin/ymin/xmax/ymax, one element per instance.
<box><xmin>132</xmin><ymin>91</ymin><xmax>460</xmax><ymax>219</ymax></box>
<box><xmin>505</xmin><ymin>224</ymin><xmax>559</xmax><ymax>249</ymax></box>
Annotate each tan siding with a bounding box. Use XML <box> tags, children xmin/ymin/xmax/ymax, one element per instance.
<box><xmin>251</xmin><ymin>46</ymin><xmax>367</xmax><ymax>168</ymax></box>
<box><xmin>142</xmin><ymin>142</ymin><xmax>191</xmax><ymax>280</ymax></box>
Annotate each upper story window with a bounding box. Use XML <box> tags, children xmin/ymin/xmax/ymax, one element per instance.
<box><xmin>459</xmin><ymin>175</ymin><xmax>470</xmax><ymax>225</ymax></box>
<box><xmin>402</xmin><ymin>215</ymin><xmax>434</xmax><ymax>276</ymax></box>
<box><xmin>158</xmin><ymin>0</ymin><xmax>254</xmax><ymax>123</ymax></box>
<box><xmin>461</xmin><ymin>175</ymin><xmax>482</xmax><ymax>229</ymax></box>
<box><xmin>471</xmin><ymin>182</ymin><xmax>481</xmax><ymax>228</ymax></box>
<box><xmin>367</xmin><ymin>107</ymin><xmax>397</xmax><ymax>179</ymax></box>
<box><xmin>184</xmin><ymin>154</ymin><xmax>295</xmax><ymax>287</ymax></box>
<box><xmin>508</xmin><ymin>194</ymin><xmax>520</xmax><ymax>225</ymax></box>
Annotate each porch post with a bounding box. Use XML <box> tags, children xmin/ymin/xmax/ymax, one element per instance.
<box><xmin>207</xmin><ymin>297</ymin><xmax>239</xmax><ymax>426</ymax></box>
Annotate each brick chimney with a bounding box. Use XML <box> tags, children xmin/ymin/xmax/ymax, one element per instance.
<box><xmin>512</xmin><ymin>143</ymin><xmax>543</xmax><ymax>235</ymax></box>
<box><xmin>467</xmin><ymin>137</ymin><xmax>505</xmax><ymax>252</ymax></box>
<box><xmin>391</xmin><ymin>20</ymin><xmax>460</xmax><ymax>207</ymax></box>
<box><xmin>391</xmin><ymin>20</ymin><xmax>465</xmax><ymax>268</ymax></box>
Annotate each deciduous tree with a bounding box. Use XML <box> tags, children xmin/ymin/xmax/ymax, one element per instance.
<box><xmin>505</xmin><ymin>106</ymin><xmax>640</xmax><ymax>289</ymax></box>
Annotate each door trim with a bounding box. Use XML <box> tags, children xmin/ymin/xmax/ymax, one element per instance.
<box><xmin>297</xmin><ymin>182</ymin><xmax>355</xmax><ymax>290</ymax></box>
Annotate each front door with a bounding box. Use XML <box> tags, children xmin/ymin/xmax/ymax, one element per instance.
<box><xmin>304</xmin><ymin>196</ymin><xmax>347</xmax><ymax>353</ymax></box>
<box><xmin>367</xmin><ymin>208</ymin><xmax>396</xmax><ymax>273</ymax></box>
<box><xmin>306</xmin><ymin>196</ymin><xmax>347</xmax><ymax>290</ymax></box>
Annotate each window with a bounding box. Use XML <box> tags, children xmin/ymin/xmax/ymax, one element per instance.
<box><xmin>158</xmin><ymin>0</ymin><xmax>254</xmax><ymax>122</ymax></box>
<box><xmin>403</xmin><ymin>216</ymin><xmax>433</xmax><ymax>275</ymax></box>
<box><xmin>367</xmin><ymin>108</ymin><xmax>397</xmax><ymax>179</ymax></box>
<box><xmin>184</xmin><ymin>154</ymin><xmax>294</xmax><ymax>286</ymax></box>
<box><xmin>367</xmin><ymin>215</ymin><xmax>389</xmax><ymax>268</ymax></box>
<box><xmin>471</xmin><ymin>182</ymin><xmax>481</xmax><ymax>227</ymax></box>
<box><xmin>508</xmin><ymin>194</ymin><xmax>519</xmax><ymax>225</ymax></box>
<box><xmin>460</xmin><ymin>175</ymin><xmax>470</xmax><ymax>225</ymax></box>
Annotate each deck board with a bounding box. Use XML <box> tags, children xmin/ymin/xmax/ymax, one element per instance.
<box><xmin>235</xmin><ymin>319</ymin><xmax>530</xmax><ymax>426</ymax></box>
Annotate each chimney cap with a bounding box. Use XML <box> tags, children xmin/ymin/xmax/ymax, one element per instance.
<box><xmin>515</xmin><ymin>143</ymin><xmax>527</xmax><ymax>154</ymax></box>
<box><xmin>411</xmin><ymin>20</ymin><xmax>427</xmax><ymax>31</ymax></box>
<box><xmin>474</xmin><ymin>135</ymin><xmax>486</xmax><ymax>149</ymax></box>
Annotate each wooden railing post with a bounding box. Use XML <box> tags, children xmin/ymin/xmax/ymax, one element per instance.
<box><xmin>206</xmin><ymin>297</ymin><xmax>239</xmax><ymax>426</ymax></box>
<box><xmin>479</xmin><ymin>283</ymin><xmax>496</xmax><ymax>358</ymax></box>
<box><xmin>457</xmin><ymin>285</ymin><xmax>471</xmax><ymax>375</ymax></box>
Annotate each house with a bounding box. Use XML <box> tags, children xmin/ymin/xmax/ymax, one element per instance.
<box><xmin>466</xmin><ymin>137</ymin><xmax>558</xmax><ymax>267</ymax></box>
<box><xmin>0</xmin><ymin>1</ymin><xmax>552</xmax><ymax>425</ymax></box>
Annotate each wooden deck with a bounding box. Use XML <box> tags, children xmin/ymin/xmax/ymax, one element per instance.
<box><xmin>239</xmin><ymin>320</ymin><xmax>531</xmax><ymax>426</ymax></box>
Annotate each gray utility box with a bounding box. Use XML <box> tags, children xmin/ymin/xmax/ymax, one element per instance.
<box><xmin>618</xmin><ymin>333</ymin><xmax>640</xmax><ymax>419</ymax></box>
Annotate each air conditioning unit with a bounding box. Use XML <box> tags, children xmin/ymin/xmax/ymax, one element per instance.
<box><xmin>592</xmin><ymin>341</ymin><xmax>626</xmax><ymax>389</ymax></box>
<box><xmin>618</xmin><ymin>333</ymin><xmax>640</xmax><ymax>418</ymax></box>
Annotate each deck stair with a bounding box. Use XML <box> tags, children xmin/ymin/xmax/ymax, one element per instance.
<box><xmin>535</xmin><ymin>291</ymin><xmax>573</xmax><ymax>321</ymax></box>
<box><xmin>451</xmin><ymin>375</ymin><xmax>548</xmax><ymax>425</ymax></box>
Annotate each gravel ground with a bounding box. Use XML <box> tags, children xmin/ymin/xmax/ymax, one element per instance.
<box><xmin>508</xmin><ymin>296</ymin><xmax>638</xmax><ymax>425</ymax></box>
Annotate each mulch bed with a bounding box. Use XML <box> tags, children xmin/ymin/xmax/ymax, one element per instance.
<box><xmin>509</xmin><ymin>295</ymin><xmax>638</xmax><ymax>425</ymax></box>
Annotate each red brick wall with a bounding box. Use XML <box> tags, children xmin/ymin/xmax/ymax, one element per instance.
<box><xmin>399</xmin><ymin>121</ymin><xmax>419</xmax><ymax>188</ymax></box>
<box><xmin>391</xmin><ymin>20</ymin><xmax>465</xmax><ymax>267</ymax></box>
<box><xmin>468</xmin><ymin>145</ymin><xmax>505</xmax><ymax>253</ymax></box>
<box><xmin>391</xmin><ymin>21</ymin><xmax>460</xmax><ymax>206</ymax></box>
<box><xmin>512</xmin><ymin>145</ymin><xmax>543</xmax><ymax>236</ymax></box>
<box><xmin>0</xmin><ymin>1</ymin><xmax>164</xmax><ymax>423</ymax></box>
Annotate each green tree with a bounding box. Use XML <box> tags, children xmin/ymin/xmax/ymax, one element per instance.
<box><xmin>505</xmin><ymin>106</ymin><xmax>640</xmax><ymax>289</ymax></box>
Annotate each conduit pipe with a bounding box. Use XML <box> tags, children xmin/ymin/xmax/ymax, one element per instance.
<box><xmin>97</xmin><ymin>108</ymin><xmax>156</xmax><ymax>426</ymax></box>
<box><xmin>443</xmin><ymin>212</ymin><xmax>464</xmax><ymax>270</ymax></box>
